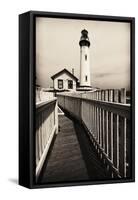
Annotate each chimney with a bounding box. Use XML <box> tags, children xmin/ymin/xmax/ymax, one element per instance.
<box><xmin>72</xmin><ymin>68</ymin><xmax>74</xmax><ymax>75</ymax></box>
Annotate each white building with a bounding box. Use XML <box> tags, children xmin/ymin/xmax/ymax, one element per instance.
<box><xmin>51</xmin><ymin>68</ymin><xmax>78</xmax><ymax>91</ymax></box>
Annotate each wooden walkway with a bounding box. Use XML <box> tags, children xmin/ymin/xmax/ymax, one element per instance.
<box><xmin>38</xmin><ymin>114</ymin><xmax>112</xmax><ymax>184</ymax></box>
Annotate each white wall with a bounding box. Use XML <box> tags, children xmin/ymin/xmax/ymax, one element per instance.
<box><xmin>80</xmin><ymin>46</ymin><xmax>91</xmax><ymax>86</ymax></box>
<box><xmin>0</xmin><ymin>0</ymin><xmax>137</xmax><ymax>200</ymax></box>
<box><xmin>53</xmin><ymin>73</ymin><xmax>76</xmax><ymax>91</ymax></box>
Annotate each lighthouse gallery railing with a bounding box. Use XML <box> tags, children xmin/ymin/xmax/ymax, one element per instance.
<box><xmin>57</xmin><ymin>89</ymin><xmax>131</xmax><ymax>178</ymax></box>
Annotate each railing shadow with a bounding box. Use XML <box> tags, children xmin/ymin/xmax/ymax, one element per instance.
<box><xmin>63</xmin><ymin>111</ymin><xmax>112</xmax><ymax>181</ymax></box>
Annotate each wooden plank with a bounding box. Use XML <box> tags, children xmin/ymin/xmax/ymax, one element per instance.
<box><xmin>55</xmin><ymin>100</ymin><xmax>58</xmax><ymax>134</ymax></box>
<box><xmin>43</xmin><ymin>110</ymin><xmax>47</xmax><ymax>148</ymax></box>
<box><xmin>95</xmin><ymin>103</ymin><xmax>97</xmax><ymax>139</ymax></box>
<box><xmin>119</xmin><ymin>88</ymin><xmax>127</xmax><ymax>177</ymax></box>
<box><xmin>96</xmin><ymin>106</ymin><xmax>99</xmax><ymax>143</ymax></box>
<box><xmin>121</xmin><ymin>88</ymin><xmax>126</xmax><ymax>104</ymax></box>
<box><xmin>88</xmin><ymin>101</ymin><xmax>90</xmax><ymax>130</ymax></box>
<box><xmin>126</xmin><ymin>118</ymin><xmax>131</xmax><ymax>177</ymax></box>
<box><xmin>113</xmin><ymin>89</ymin><xmax>119</xmax><ymax>169</ymax></box>
<box><xmin>119</xmin><ymin>116</ymin><xmax>127</xmax><ymax>177</ymax></box>
<box><xmin>85</xmin><ymin>101</ymin><xmax>88</xmax><ymax>127</ymax></box>
<box><xmin>83</xmin><ymin>101</ymin><xmax>86</xmax><ymax>125</ymax></box>
<box><xmin>38</xmin><ymin>113</ymin><xmax>42</xmax><ymax>159</ymax></box>
<box><xmin>96</xmin><ymin>91</ymin><xmax>99</xmax><ymax>143</ymax></box>
<box><xmin>99</xmin><ymin>91</ymin><xmax>102</xmax><ymax>147</ymax></box>
<box><xmin>94</xmin><ymin>91</ymin><xmax>96</xmax><ymax>100</ymax></box>
<box><xmin>36</xmin><ymin>117</ymin><xmax>39</xmax><ymax>165</ymax></box>
<box><xmin>109</xmin><ymin>89</ymin><xmax>114</xmax><ymax>162</ymax></box>
<box><xmin>81</xmin><ymin>100</ymin><xmax>84</xmax><ymax>121</ymax></box>
<box><xmin>92</xmin><ymin>99</ymin><xmax>95</xmax><ymax>137</ymax></box>
<box><xmin>102</xmin><ymin>90</ymin><xmax>105</xmax><ymax>151</ymax></box>
<box><xmin>105</xmin><ymin>90</ymin><xmax>109</xmax><ymax>156</ymax></box>
<box><xmin>88</xmin><ymin>100</ymin><xmax>91</xmax><ymax>132</ymax></box>
<box><xmin>90</xmin><ymin>100</ymin><xmax>93</xmax><ymax>132</ymax></box>
<box><xmin>41</xmin><ymin>111</ymin><xmax>45</xmax><ymax>152</ymax></box>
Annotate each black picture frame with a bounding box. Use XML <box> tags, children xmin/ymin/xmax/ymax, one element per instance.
<box><xmin>19</xmin><ymin>11</ymin><xmax>135</xmax><ymax>189</ymax></box>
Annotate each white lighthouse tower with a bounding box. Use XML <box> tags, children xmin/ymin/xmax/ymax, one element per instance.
<box><xmin>79</xmin><ymin>29</ymin><xmax>92</xmax><ymax>91</ymax></box>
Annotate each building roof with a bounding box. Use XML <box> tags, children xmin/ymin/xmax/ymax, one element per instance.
<box><xmin>51</xmin><ymin>68</ymin><xmax>78</xmax><ymax>81</ymax></box>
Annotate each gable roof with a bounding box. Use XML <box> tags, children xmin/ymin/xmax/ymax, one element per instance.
<box><xmin>51</xmin><ymin>68</ymin><xmax>78</xmax><ymax>81</ymax></box>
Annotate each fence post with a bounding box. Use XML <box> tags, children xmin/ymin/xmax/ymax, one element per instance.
<box><xmin>98</xmin><ymin>91</ymin><xmax>102</xmax><ymax>147</ymax></box>
<box><xmin>113</xmin><ymin>89</ymin><xmax>119</xmax><ymax>169</ymax></box>
<box><xmin>55</xmin><ymin>100</ymin><xmax>58</xmax><ymax>134</ymax></box>
<box><xmin>101</xmin><ymin>90</ymin><xmax>105</xmax><ymax>151</ymax></box>
<box><xmin>96</xmin><ymin>91</ymin><xmax>99</xmax><ymax>143</ymax></box>
<box><xmin>119</xmin><ymin>88</ymin><xmax>127</xmax><ymax>177</ymax></box>
<box><xmin>109</xmin><ymin>89</ymin><xmax>114</xmax><ymax>162</ymax></box>
<box><xmin>121</xmin><ymin>88</ymin><xmax>126</xmax><ymax>104</ymax></box>
<box><xmin>105</xmin><ymin>90</ymin><xmax>109</xmax><ymax>156</ymax></box>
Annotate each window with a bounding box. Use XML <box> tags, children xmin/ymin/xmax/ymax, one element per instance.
<box><xmin>68</xmin><ymin>80</ymin><xmax>73</xmax><ymax>89</ymax></box>
<box><xmin>85</xmin><ymin>75</ymin><xmax>87</xmax><ymax>82</ymax></box>
<box><xmin>58</xmin><ymin>79</ymin><xmax>63</xmax><ymax>89</ymax></box>
<box><xmin>85</xmin><ymin>54</ymin><xmax>87</xmax><ymax>60</ymax></box>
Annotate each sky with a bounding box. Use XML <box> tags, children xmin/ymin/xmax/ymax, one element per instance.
<box><xmin>36</xmin><ymin>17</ymin><xmax>130</xmax><ymax>90</ymax></box>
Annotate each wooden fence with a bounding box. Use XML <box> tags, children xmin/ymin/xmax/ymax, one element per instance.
<box><xmin>36</xmin><ymin>98</ymin><xmax>58</xmax><ymax>180</ymax></box>
<box><xmin>57</xmin><ymin>89</ymin><xmax>131</xmax><ymax>178</ymax></box>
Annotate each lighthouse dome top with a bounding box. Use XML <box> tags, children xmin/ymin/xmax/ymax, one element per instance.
<box><xmin>79</xmin><ymin>29</ymin><xmax>90</xmax><ymax>47</ymax></box>
<box><xmin>81</xmin><ymin>29</ymin><xmax>88</xmax><ymax>35</ymax></box>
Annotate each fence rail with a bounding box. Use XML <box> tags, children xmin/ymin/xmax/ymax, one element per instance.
<box><xmin>36</xmin><ymin>98</ymin><xmax>58</xmax><ymax>179</ymax></box>
<box><xmin>57</xmin><ymin>89</ymin><xmax>131</xmax><ymax>178</ymax></box>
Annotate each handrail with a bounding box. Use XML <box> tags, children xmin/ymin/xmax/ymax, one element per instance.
<box><xmin>57</xmin><ymin>94</ymin><xmax>130</xmax><ymax>119</ymax></box>
<box><xmin>36</xmin><ymin>98</ymin><xmax>57</xmax><ymax>112</ymax></box>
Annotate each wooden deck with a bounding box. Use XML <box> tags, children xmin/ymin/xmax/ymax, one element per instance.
<box><xmin>38</xmin><ymin>114</ymin><xmax>112</xmax><ymax>184</ymax></box>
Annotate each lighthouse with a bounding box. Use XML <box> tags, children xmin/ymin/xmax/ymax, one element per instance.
<box><xmin>79</xmin><ymin>29</ymin><xmax>92</xmax><ymax>90</ymax></box>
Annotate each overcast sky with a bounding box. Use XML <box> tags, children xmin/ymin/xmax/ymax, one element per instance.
<box><xmin>36</xmin><ymin>17</ymin><xmax>130</xmax><ymax>90</ymax></box>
